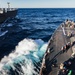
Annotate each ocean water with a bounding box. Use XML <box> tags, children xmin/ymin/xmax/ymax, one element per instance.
<box><xmin>0</xmin><ymin>8</ymin><xmax>75</xmax><ymax>75</ymax></box>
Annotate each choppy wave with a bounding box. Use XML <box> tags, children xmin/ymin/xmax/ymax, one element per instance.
<box><xmin>0</xmin><ymin>30</ymin><xmax>8</xmax><ymax>37</ymax></box>
<box><xmin>0</xmin><ymin>38</ymin><xmax>47</xmax><ymax>75</ymax></box>
<box><xmin>7</xmin><ymin>24</ymin><xmax>13</xmax><ymax>27</ymax></box>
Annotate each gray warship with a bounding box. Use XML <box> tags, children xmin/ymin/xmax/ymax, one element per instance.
<box><xmin>40</xmin><ymin>20</ymin><xmax>75</xmax><ymax>75</ymax></box>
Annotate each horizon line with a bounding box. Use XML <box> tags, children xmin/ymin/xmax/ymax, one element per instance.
<box><xmin>15</xmin><ymin>7</ymin><xmax>75</xmax><ymax>8</ymax></box>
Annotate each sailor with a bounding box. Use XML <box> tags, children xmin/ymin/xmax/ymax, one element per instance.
<box><xmin>71</xmin><ymin>21</ymin><xmax>75</xmax><ymax>26</ymax></box>
<box><xmin>61</xmin><ymin>46</ymin><xmax>64</xmax><ymax>53</ymax></box>
<box><xmin>68</xmin><ymin>42</ymin><xmax>71</xmax><ymax>46</ymax></box>
<box><xmin>47</xmin><ymin>48</ymin><xmax>50</xmax><ymax>54</ymax></box>
<box><xmin>64</xmin><ymin>60</ymin><xmax>72</xmax><ymax>70</ymax></box>
<box><xmin>74</xmin><ymin>24</ymin><xmax>75</xmax><ymax>28</ymax></box>
<box><xmin>64</xmin><ymin>45</ymin><xmax>67</xmax><ymax>49</ymax></box>
<box><xmin>58</xmin><ymin>68</ymin><xmax>66</xmax><ymax>75</ymax></box>
<box><xmin>72</xmin><ymin>41</ymin><xmax>75</xmax><ymax>46</ymax></box>
<box><xmin>61</xmin><ymin>46</ymin><xmax>66</xmax><ymax>53</ymax></box>
<box><xmin>57</xmin><ymin>63</ymin><xmax>69</xmax><ymax>75</ymax></box>
<box><xmin>67</xmin><ymin>70</ymin><xmax>72</xmax><ymax>75</ymax></box>
<box><xmin>71</xmin><ymin>53</ymin><xmax>75</xmax><ymax>58</ymax></box>
<box><xmin>59</xmin><ymin>63</ymin><xmax>64</xmax><ymax>70</ymax></box>
<box><xmin>61</xmin><ymin>23</ymin><xmax>64</xmax><ymax>27</ymax></box>
<box><xmin>65</xmin><ymin>19</ymin><xmax>70</xmax><ymax>26</ymax></box>
<box><xmin>50</xmin><ymin>37</ymin><xmax>53</xmax><ymax>43</ymax></box>
<box><xmin>70</xmin><ymin>31</ymin><xmax>73</xmax><ymax>37</ymax></box>
<box><xmin>66</xmin><ymin>42</ymin><xmax>71</xmax><ymax>52</ymax></box>
<box><xmin>68</xmin><ymin>61</ymin><xmax>71</xmax><ymax>65</ymax></box>
<box><xmin>42</xmin><ymin>66</ymin><xmax>47</xmax><ymax>75</ymax></box>
<box><xmin>45</xmin><ymin>52</ymin><xmax>49</xmax><ymax>58</ymax></box>
<box><xmin>66</xmin><ymin>19</ymin><xmax>69</xmax><ymax>22</ymax></box>
<box><xmin>45</xmin><ymin>48</ymin><xmax>50</xmax><ymax>57</ymax></box>
<box><xmin>65</xmin><ymin>19</ymin><xmax>69</xmax><ymax>23</ymax></box>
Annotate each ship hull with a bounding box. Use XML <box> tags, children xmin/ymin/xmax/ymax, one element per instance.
<box><xmin>40</xmin><ymin>21</ymin><xmax>75</xmax><ymax>75</ymax></box>
<box><xmin>0</xmin><ymin>9</ymin><xmax>17</xmax><ymax>23</ymax></box>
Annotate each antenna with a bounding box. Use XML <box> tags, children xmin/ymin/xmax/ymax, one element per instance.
<box><xmin>7</xmin><ymin>2</ymin><xmax>10</xmax><ymax>8</ymax></box>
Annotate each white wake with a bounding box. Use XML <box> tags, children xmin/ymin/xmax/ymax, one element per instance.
<box><xmin>0</xmin><ymin>38</ymin><xmax>47</xmax><ymax>75</ymax></box>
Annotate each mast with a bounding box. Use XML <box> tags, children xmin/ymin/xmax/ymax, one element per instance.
<box><xmin>7</xmin><ymin>2</ymin><xmax>10</xmax><ymax>8</ymax></box>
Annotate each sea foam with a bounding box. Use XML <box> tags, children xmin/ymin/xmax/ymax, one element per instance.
<box><xmin>0</xmin><ymin>38</ymin><xmax>47</xmax><ymax>75</ymax></box>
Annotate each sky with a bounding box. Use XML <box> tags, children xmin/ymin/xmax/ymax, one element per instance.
<box><xmin>0</xmin><ymin>0</ymin><xmax>75</xmax><ymax>8</ymax></box>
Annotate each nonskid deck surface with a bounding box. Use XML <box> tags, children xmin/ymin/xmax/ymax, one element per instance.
<box><xmin>40</xmin><ymin>20</ymin><xmax>75</xmax><ymax>75</ymax></box>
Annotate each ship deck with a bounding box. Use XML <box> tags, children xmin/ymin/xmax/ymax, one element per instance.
<box><xmin>40</xmin><ymin>20</ymin><xmax>75</xmax><ymax>75</ymax></box>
